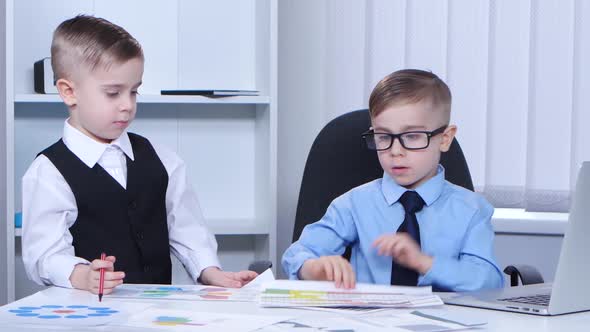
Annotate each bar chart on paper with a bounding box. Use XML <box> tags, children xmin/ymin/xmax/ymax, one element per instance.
<box><xmin>110</xmin><ymin>284</ymin><xmax>260</xmax><ymax>302</ymax></box>
<box><xmin>259</xmin><ymin>280</ymin><xmax>443</xmax><ymax>308</ymax></box>
<box><xmin>125</xmin><ymin>308</ymin><xmax>289</xmax><ymax>332</ymax></box>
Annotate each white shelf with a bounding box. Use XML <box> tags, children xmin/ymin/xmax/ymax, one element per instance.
<box><xmin>14</xmin><ymin>219</ymin><xmax>268</xmax><ymax>237</ymax></box>
<box><xmin>15</xmin><ymin>93</ymin><xmax>271</xmax><ymax>105</ymax></box>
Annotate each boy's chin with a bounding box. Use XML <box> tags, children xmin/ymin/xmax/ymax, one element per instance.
<box><xmin>92</xmin><ymin>131</ymin><xmax>124</xmax><ymax>143</ymax></box>
<box><xmin>389</xmin><ymin>173</ymin><xmax>426</xmax><ymax>189</ymax></box>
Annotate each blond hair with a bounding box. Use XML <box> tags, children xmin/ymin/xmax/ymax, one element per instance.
<box><xmin>51</xmin><ymin>15</ymin><xmax>143</xmax><ymax>80</ymax></box>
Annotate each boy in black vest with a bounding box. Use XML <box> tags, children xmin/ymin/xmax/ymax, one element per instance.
<box><xmin>21</xmin><ymin>15</ymin><xmax>257</xmax><ymax>296</ymax></box>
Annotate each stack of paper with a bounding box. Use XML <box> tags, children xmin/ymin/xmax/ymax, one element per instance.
<box><xmin>109</xmin><ymin>268</ymin><xmax>275</xmax><ymax>303</ymax></box>
<box><xmin>259</xmin><ymin>280</ymin><xmax>443</xmax><ymax>308</ymax></box>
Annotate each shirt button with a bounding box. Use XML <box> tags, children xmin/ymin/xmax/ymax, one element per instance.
<box><xmin>129</xmin><ymin>201</ymin><xmax>137</xmax><ymax>209</ymax></box>
<box><xmin>137</xmin><ymin>232</ymin><xmax>144</xmax><ymax>240</ymax></box>
<box><xmin>143</xmin><ymin>265</ymin><xmax>150</xmax><ymax>272</ymax></box>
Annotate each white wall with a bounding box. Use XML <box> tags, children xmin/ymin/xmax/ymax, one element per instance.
<box><xmin>13</xmin><ymin>0</ymin><xmax>258</xmax><ymax>95</ymax></box>
<box><xmin>277</xmin><ymin>0</ymin><xmax>325</xmax><ymax>277</ymax></box>
<box><xmin>276</xmin><ymin>0</ymin><xmax>589</xmax><ymax>278</ymax></box>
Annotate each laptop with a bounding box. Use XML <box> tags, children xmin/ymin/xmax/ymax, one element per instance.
<box><xmin>443</xmin><ymin>161</ymin><xmax>590</xmax><ymax>316</ymax></box>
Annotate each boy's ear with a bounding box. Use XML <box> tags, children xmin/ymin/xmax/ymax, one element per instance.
<box><xmin>55</xmin><ymin>78</ymin><xmax>77</xmax><ymax>107</ymax></box>
<box><xmin>439</xmin><ymin>125</ymin><xmax>457</xmax><ymax>152</ymax></box>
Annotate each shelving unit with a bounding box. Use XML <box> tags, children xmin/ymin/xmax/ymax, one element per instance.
<box><xmin>15</xmin><ymin>94</ymin><xmax>272</xmax><ymax>105</ymax></box>
<box><xmin>2</xmin><ymin>0</ymin><xmax>277</xmax><ymax>304</ymax></box>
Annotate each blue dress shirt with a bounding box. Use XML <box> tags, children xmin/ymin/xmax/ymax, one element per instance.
<box><xmin>282</xmin><ymin>165</ymin><xmax>504</xmax><ymax>291</ymax></box>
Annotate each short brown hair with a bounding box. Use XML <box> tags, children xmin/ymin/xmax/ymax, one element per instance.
<box><xmin>51</xmin><ymin>15</ymin><xmax>143</xmax><ymax>80</ymax></box>
<box><xmin>368</xmin><ymin>69</ymin><xmax>452</xmax><ymax>123</ymax></box>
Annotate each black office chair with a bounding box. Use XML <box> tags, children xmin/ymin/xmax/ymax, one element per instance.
<box><xmin>290</xmin><ymin>109</ymin><xmax>542</xmax><ymax>287</ymax></box>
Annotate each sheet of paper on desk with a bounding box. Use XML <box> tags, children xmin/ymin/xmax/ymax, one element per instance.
<box><xmin>110</xmin><ymin>284</ymin><xmax>260</xmax><ymax>302</ymax></box>
<box><xmin>260</xmin><ymin>280</ymin><xmax>443</xmax><ymax>308</ymax></box>
<box><xmin>0</xmin><ymin>288</ymin><xmax>152</xmax><ymax>327</ymax></box>
<box><xmin>294</xmin><ymin>305</ymin><xmax>391</xmax><ymax>315</ymax></box>
<box><xmin>123</xmin><ymin>307</ymin><xmax>290</xmax><ymax>332</ymax></box>
<box><xmin>266</xmin><ymin>316</ymin><xmax>392</xmax><ymax>331</ymax></box>
<box><xmin>243</xmin><ymin>268</ymin><xmax>275</xmax><ymax>288</ymax></box>
<box><xmin>110</xmin><ymin>269</ymin><xmax>275</xmax><ymax>302</ymax></box>
<box><xmin>411</xmin><ymin>308</ymin><xmax>487</xmax><ymax>327</ymax></box>
<box><xmin>266</xmin><ymin>314</ymin><xmax>466</xmax><ymax>332</ymax></box>
<box><xmin>352</xmin><ymin>312</ymin><xmax>471</xmax><ymax>332</ymax></box>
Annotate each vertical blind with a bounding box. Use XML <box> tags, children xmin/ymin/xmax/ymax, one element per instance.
<box><xmin>320</xmin><ymin>0</ymin><xmax>590</xmax><ymax>212</ymax></box>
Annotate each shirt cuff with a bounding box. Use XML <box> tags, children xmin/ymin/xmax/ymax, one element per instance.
<box><xmin>186</xmin><ymin>251</ymin><xmax>222</xmax><ymax>282</ymax></box>
<box><xmin>419</xmin><ymin>255</ymin><xmax>454</xmax><ymax>287</ymax></box>
<box><xmin>284</xmin><ymin>250</ymin><xmax>318</xmax><ymax>280</ymax></box>
<box><xmin>45</xmin><ymin>255</ymin><xmax>90</xmax><ymax>288</ymax></box>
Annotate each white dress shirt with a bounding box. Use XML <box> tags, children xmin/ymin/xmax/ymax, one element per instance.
<box><xmin>22</xmin><ymin>120</ymin><xmax>221</xmax><ymax>288</ymax></box>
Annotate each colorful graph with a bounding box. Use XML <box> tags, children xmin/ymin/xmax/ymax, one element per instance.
<box><xmin>136</xmin><ymin>286</ymin><xmax>232</xmax><ymax>300</ymax></box>
<box><xmin>111</xmin><ymin>284</ymin><xmax>259</xmax><ymax>302</ymax></box>
<box><xmin>195</xmin><ymin>287</ymin><xmax>232</xmax><ymax>300</ymax></box>
<box><xmin>138</xmin><ymin>286</ymin><xmax>188</xmax><ymax>298</ymax></box>
<box><xmin>125</xmin><ymin>308</ymin><xmax>286</xmax><ymax>332</ymax></box>
<box><xmin>153</xmin><ymin>316</ymin><xmax>206</xmax><ymax>326</ymax></box>
<box><xmin>7</xmin><ymin>305</ymin><xmax>119</xmax><ymax>320</ymax></box>
<box><xmin>260</xmin><ymin>287</ymin><xmax>442</xmax><ymax>308</ymax></box>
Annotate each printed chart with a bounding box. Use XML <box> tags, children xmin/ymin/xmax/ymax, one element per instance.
<box><xmin>259</xmin><ymin>280</ymin><xmax>442</xmax><ymax>308</ymax></box>
<box><xmin>124</xmin><ymin>308</ymin><xmax>289</xmax><ymax>332</ymax></box>
<box><xmin>110</xmin><ymin>284</ymin><xmax>259</xmax><ymax>302</ymax></box>
<box><xmin>7</xmin><ymin>304</ymin><xmax>119</xmax><ymax>319</ymax></box>
<box><xmin>0</xmin><ymin>303</ymin><xmax>124</xmax><ymax>327</ymax></box>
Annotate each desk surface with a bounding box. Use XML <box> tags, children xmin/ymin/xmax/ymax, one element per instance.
<box><xmin>1</xmin><ymin>288</ymin><xmax>589</xmax><ymax>332</ymax></box>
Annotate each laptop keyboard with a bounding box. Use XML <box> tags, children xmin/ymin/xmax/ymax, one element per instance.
<box><xmin>498</xmin><ymin>294</ymin><xmax>551</xmax><ymax>306</ymax></box>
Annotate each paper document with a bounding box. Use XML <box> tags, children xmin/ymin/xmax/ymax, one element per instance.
<box><xmin>124</xmin><ymin>308</ymin><xmax>289</xmax><ymax>332</ymax></box>
<box><xmin>0</xmin><ymin>288</ymin><xmax>150</xmax><ymax>327</ymax></box>
<box><xmin>110</xmin><ymin>284</ymin><xmax>259</xmax><ymax>302</ymax></box>
<box><xmin>264</xmin><ymin>312</ymin><xmax>468</xmax><ymax>332</ymax></box>
<box><xmin>411</xmin><ymin>308</ymin><xmax>487</xmax><ymax>327</ymax></box>
<box><xmin>353</xmin><ymin>312</ymin><xmax>475</xmax><ymax>331</ymax></box>
<box><xmin>267</xmin><ymin>316</ymin><xmax>391</xmax><ymax>331</ymax></box>
<box><xmin>295</xmin><ymin>305</ymin><xmax>390</xmax><ymax>315</ymax></box>
<box><xmin>243</xmin><ymin>268</ymin><xmax>275</xmax><ymax>288</ymax></box>
<box><xmin>260</xmin><ymin>280</ymin><xmax>443</xmax><ymax>308</ymax></box>
<box><xmin>110</xmin><ymin>269</ymin><xmax>275</xmax><ymax>302</ymax></box>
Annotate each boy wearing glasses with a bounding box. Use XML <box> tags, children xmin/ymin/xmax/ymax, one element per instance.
<box><xmin>282</xmin><ymin>69</ymin><xmax>503</xmax><ymax>292</ymax></box>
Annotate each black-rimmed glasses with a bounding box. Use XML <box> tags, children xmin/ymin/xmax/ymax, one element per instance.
<box><xmin>361</xmin><ymin>125</ymin><xmax>447</xmax><ymax>151</ymax></box>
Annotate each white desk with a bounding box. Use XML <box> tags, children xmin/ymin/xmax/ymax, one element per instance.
<box><xmin>1</xmin><ymin>287</ymin><xmax>589</xmax><ymax>332</ymax></box>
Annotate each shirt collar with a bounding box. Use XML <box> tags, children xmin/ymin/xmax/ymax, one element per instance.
<box><xmin>381</xmin><ymin>164</ymin><xmax>446</xmax><ymax>207</ymax></box>
<box><xmin>62</xmin><ymin>119</ymin><xmax>135</xmax><ymax>168</ymax></box>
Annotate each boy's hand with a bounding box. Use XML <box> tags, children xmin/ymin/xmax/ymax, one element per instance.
<box><xmin>373</xmin><ymin>233</ymin><xmax>433</xmax><ymax>274</ymax></box>
<box><xmin>69</xmin><ymin>256</ymin><xmax>125</xmax><ymax>294</ymax></box>
<box><xmin>199</xmin><ymin>267</ymin><xmax>258</xmax><ymax>288</ymax></box>
<box><xmin>299</xmin><ymin>256</ymin><xmax>356</xmax><ymax>289</ymax></box>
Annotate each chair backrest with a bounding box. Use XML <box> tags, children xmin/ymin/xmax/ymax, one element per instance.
<box><xmin>292</xmin><ymin>109</ymin><xmax>474</xmax><ymax>242</ymax></box>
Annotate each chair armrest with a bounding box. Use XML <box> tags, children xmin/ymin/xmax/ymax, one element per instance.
<box><xmin>503</xmin><ymin>264</ymin><xmax>544</xmax><ymax>287</ymax></box>
<box><xmin>248</xmin><ymin>260</ymin><xmax>273</xmax><ymax>274</ymax></box>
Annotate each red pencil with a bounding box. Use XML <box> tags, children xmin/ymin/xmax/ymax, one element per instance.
<box><xmin>98</xmin><ymin>252</ymin><xmax>106</xmax><ymax>302</ymax></box>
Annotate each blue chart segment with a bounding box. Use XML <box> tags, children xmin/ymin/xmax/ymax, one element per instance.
<box><xmin>7</xmin><ymin>305</ymin><xmax>120</xmax><ymax>320</ymax></box>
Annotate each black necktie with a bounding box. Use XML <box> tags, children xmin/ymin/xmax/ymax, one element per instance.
<box><xmin>391</xmin><ymin>190</ymin><xmax>425</xmax><ymax>286</ymax></box>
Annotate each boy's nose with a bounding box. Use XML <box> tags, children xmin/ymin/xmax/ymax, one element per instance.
<box><xmin>119</xmin><ymin>97</ymin><xmax>134</xmax><ymax>111</ymax></box>
<box><xmin>390</xmin><ymin>137</ymin><xmax>405</xmax><ymax>156</ymax></box>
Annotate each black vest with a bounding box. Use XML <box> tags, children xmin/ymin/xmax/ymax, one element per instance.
<box><xmin>40</xmin><ymin>133</ymin><xmax>172</xmax><ymax>284</ymax></box>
